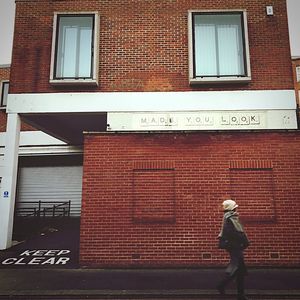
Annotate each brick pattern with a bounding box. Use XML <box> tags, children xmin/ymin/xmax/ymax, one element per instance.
<box><xmin>133</xmin><ymin>168</ymin><xmax>176</xmax><ymax>223</ymax></box>
<box><xmin>132</xmin><ymin>160</ymin><xmax>176</xmax><ymax>223</ymax></box>
<box><xmin>0</xmin><ymin>113</ymin><xmax>37</xmax><ymax>132</ymax></box>
<box><xmin>230</xmin><ymin>169</ymin><xmax>275</xmax><ymax>222</ymax></box>
<box><xmin>229</xmin><ymin>160</ymin><xmax>273</xmax><ymax>169</ymax></box>
<box><xmin>80</xmin><ymin>132</ymin><xmax>300</xmax><ymax>267</ymax></box>
<box><xmin>10</xmin><ymin>0</ymin><xmax>293</xmax><ymax>93</ymax></box>
<box><xmin>0</xmin><ymin>67</ymin><xmax>10</xmax><ymax>111</ymax></box>
<box><xmin>0</xmin><ymin>112</ymin><xmax>7</xmax><ymax>132</ymax></box>
<box><xmin>229</xmin><ymin>159</ymin><xmax>276</xmax><ymax>222</ymax></box>
<box><xmin>0</xmin><ymin>67</ymin><xmax>10</xmax><ymax>131</ymax></box>
<box><xmin>0</xmin><ymin>67</ymin><xmax>36</xmax><ymax>132</ymax></box>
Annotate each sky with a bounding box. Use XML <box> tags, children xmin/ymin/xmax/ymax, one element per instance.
<box><xmin>0</xmin><ymin>0</ymin><xmax>300</xmax><ymax>65</ymax></box>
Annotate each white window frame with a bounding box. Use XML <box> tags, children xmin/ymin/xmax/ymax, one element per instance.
<box><xmin>0</xmin><ymin>81</ymin><xmax>9</xmax><ymax>108</ymax></box>
<box><xmin>50</xmin><ymin>12</ymin><xmax>99</xmax><ymax>86</ymax></box>
<box><xmin>188</xmin><ymin>10</ymin><xmax>251</xmax><ymax>84</ymax></box>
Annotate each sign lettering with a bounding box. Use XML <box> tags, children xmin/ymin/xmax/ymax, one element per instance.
<box><xmin>107</xmin><ymin>110</ymin><xmax>297</xmax><ymax>131</ymax></box>
<box><xmin>1</xmin><ymin>249</ymin><xmax>71</xmax><ymax>266</ymax></box>
<box><xmin>138</xmin><ymin>112</ymin><xmax>261</xmax><ymax>128</ymax></box>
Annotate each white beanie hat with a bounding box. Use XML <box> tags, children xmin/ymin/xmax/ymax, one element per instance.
<box><xmin>222</xmin><ymin>199</ymin><xmax>238</xmax><ymax>211</ymax></box>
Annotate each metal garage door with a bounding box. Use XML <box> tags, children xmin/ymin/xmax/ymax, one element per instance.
<box><xmin>16</xmin><ymin>165</ymin><xmax>83</xmax><ymax>217</ymax></box>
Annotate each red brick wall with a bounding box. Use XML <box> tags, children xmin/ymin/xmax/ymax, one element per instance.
<box><xmin>80</xmin><ymin>132</ymin><xmax>300</xmax><ymax>267</ymax></box>
<box><xmin>10</xmin><ymin>0</ymin><xmax>293</xmax><ymax>93</ymax></box>
<box><xmin>0</xmin><ymin>113</ymin><xmax>36</xmax><ymax>132</ymax></box>
<box><xmin>0</xmin><ymin>66</ymin><xmax>36</xmax><ymax>132</ymax></box>
<box><xmin>0</xmin><ymin>113</ymin><xmax>7</xmax><ymax>132</ymax></box>
<box><xmin>0</xmin><ymin>66</ymin><xmax>10</xmax><ymax>115</ymax></box>
<box><xmin>0</xmin><ymin>67</ymin><xmax>10</xmax><ymax>132</ymax></box>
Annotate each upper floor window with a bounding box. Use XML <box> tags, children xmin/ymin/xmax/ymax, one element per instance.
<box><xmin>296</xmin><ymin>66</ymin><xmax>300</xmax><ymax>82</ymax></box>
<box><xmin>50</xmin><ymin>12</ymin><xmax>99</xmax><ymax>85</ymax></box>
<box><xmin>188</xmin><ymin>10</ymin><xmax>251</xmax><ymax>84</ymax></box>
<box><xmin>0</xmin><ymin>81</ymin><xmax>9</xmax><ymax>108</ymax></box>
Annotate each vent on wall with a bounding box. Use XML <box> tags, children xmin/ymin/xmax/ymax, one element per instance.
<box><xmin>270</xmin><ymin>252</ymin><xmax>280</xmax><ymax>259</ymax></box>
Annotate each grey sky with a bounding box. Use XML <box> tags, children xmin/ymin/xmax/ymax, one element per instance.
<box><xmin>0</xmin><ymin>0</ymin><xmax>300</xmax><ymax>65</ymax></box>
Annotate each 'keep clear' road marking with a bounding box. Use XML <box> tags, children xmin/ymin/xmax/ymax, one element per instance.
<box><xmin>1</xmin><ymin>249</ymin><xmax>71</xmax><ymax>265</ymax></box>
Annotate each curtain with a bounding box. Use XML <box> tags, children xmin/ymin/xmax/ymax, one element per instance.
<box><xmin>194</xmin><ymin>14</ymin><xmax>245</xmax><ymax>77</ymax></box>
<box><xmin>56</xmin><ymin>16</ymin><xmax>93</xmax><ymax>78</ymax></box>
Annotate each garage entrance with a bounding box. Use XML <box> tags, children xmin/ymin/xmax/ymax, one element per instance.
<box><xmin>0</xmin><ymin>155</ymin><xmax>82</xmax><ymax>268</ymax></box>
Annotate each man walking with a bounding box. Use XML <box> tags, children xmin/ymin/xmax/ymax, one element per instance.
<box><xmin>217</xmin><ymin>199</ymin><xmax>250</xmax><ymax>300</ymax></box>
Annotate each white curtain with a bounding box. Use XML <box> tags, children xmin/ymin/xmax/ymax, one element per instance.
<box><xmin>194</xmin><ymin>14</ymin><xmax>244</xmax><ymax>77</ymax></box>
<box><xmin>56</xmin><ymin>16</ymin><xmax>93</xmax><ymax>78</ymax></box>
<box><xmin>195</xmin><ymin>24</ymin><xmax>217</xmax><ymax>76</ymax></box>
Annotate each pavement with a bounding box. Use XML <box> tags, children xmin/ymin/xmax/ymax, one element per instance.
<box><xmin>0</xmin><ymin>267</ymin><xmax>299</xmax><ymax>299</ymax></box>
<box><xmin>0</xmin><ymin>220</ymin><xmax>299</xmax><ymax>299</ymax></box>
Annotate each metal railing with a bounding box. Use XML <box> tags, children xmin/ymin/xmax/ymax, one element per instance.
<box><xmin>15</xmin><ymin>201</ymin><xmax>71</xmax><ymax>218</ymax></box>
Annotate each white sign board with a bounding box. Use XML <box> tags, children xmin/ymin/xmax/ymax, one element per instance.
<box><xmin>107</xmin><ymin>110</ymin><xmax>297</xmax><ymax>131</ymax></box>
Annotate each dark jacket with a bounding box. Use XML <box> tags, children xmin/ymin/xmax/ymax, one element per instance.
<box><xmin>218</xmin><ymin>211</ymin><xmax>249</xmax><ymax>251</ymax></box>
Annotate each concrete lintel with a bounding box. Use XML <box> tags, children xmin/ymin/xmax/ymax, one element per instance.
<box><xmin>7</xmin><ymin>90</ymin><xmax>297</xmax><ymax>114</ymax></box>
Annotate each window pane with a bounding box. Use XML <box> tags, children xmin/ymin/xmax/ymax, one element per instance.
<box><xmin>78</xmin><ymin>28</ymin><xmax>92</xmax><ymax>77</ymax></box>
<box><xmin>55</xmin><ymin>16</ymin><xmax>93</xmax><ymax>79</ymax></box>
<box><xmin>194</xmin><ymin>13</ymin><xmax>245</xmax><ymax>77</ymax></box>
<box><xmin>60</xmin><ymin>27</ymin><xmax>77</xmax><ymax>77</ymax></box>
<box><xmin>1</xmin><ymin>82</ymin><xmax>9</xmax><ymax>106</ymax></box>
<box><xmin>194</xmin><ymin>23</ymin><xmax>217</xmax><ymax>76</ymax></box>
<box><xmin>217</xmin><ymin>16</ymin><xmax>244</xmax><ymax>76</ymax></box>
<box><xmin>296</xmin><ymin>66</ymin><xmax>300</xmax><ymax>82</ymax></box>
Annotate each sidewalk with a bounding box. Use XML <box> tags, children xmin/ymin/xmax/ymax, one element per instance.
<box><xmin>0</xmin><ymin>268</ymin><xmax>299</xmax><ymax>299</ymax></box>
<box><xmin>1</xmin><ymin>224</ymin><xmax>299</xmax><ymax>299</ymax></box>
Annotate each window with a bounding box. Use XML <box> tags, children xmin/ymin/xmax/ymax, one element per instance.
<box><xmin>188</xmin><ymin>10</ymin><xmax>251</xmax><ymax>84</ymax></box>
<box><xmin>0</xmin><ymin>81</ymin><xmax>9</xmax><ymax>108</ymax></box>
<box><xmin>296</xmin><ymin>66</ymin><xmax>300</xmax><ymax>83</ymax></box>
<box><xmin>50</xmin><ymin>12</ymin><xmax>99</xmax><ymax>85</ymax></box>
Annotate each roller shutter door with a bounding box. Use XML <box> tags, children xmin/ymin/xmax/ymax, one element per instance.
<box><xmin>16</xmin><ymin>165</ymin><xmax>83</xmax><ymax>217</ymax></box>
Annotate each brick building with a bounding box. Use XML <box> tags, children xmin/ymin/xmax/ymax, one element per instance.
<box><xmin>0</xmin><ymin>65</ymin><xmax>83</xmax><ymax>233</ymax></box>
<box><xmin>1</xmin><ymin>0</ymin><xmax>300</xmax><ymax>267</ymax></box>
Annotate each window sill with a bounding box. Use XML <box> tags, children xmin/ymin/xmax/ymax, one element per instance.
<box><xmin>50</xmin><ymin>79</ymin><xmax>98</xmax><ymax>86</ymax></box>
<box><xmin>189</xmin><ymin>76</ymin><xmax>251</xmax><ymax>85</ymax></box>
